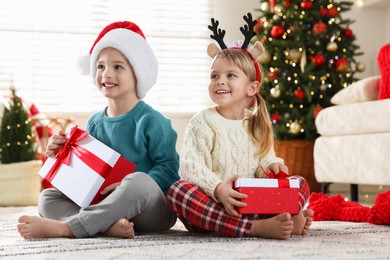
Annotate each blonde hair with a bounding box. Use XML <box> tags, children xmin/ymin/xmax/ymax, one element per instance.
<box><xmin>215</xmin><ymin>48</ymin><xmax>274</xmax><ymax>157</ymax></box>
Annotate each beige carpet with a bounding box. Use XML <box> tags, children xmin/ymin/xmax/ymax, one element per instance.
<box><xmin>1</xmin><ymin>206</ymin><xmax>390</xmax><ymax>259</ymax></box>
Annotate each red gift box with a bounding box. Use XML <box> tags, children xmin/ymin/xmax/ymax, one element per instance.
<box><xmin>39</xmin><ymin>125</ymin><xmax>136</xmax><ymax>208</ymax></box>
<box><xmin>234</xmin><ymin>178</ymin><xmax>299</xmax><ymax>214</ymax></box>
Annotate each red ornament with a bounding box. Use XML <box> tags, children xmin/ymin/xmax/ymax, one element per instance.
<box><xmin>283</xmin><ymin>0</ymin><xmax>292</xmax><ymax>8</ymax></box>
<box><xmin>270</xmin><ymin>25</ymin><xmax>285</xmax><ymax>38</ymax></box>
<box><xmin>334</xmin><ymin>58</ymin><xmax>349</xmax><ymax>73</ymax></box>
<box><xmin>300</xmin><ymin>0</ymin><xmax>313</xmax><ymax>11</ymax></box>
<box><xmin>311</xmin><ymin>54</ymin><xmax>326</xmax><ymax>67</ymax></box>
<box><xmin>294</xmin><ymin>88</ymin><xmax>305</xmax><ymax>100</ymax></box>
<box><xmin>268</xmin><ymin>71</ymin><xmax>279</xmax><ymax>79</ymax></box>
<box><xmin>254</xmin><ymin>18</ymin><xmax>263</xmax><ymax>34</ymax></box>
<box><xmin>313</xmin><ymin>105</ymin><xmax>323</xmax><ymax>119</ymax></box>
<box><xmin>344</xmin><ymin>28</ymin><xmax>353</xmax><ymax>38</ymax></box>
<box><xmin>313</xmin><ymin>21</ymin><xmax>327</xmax><ymax>35</ymax></box>
<box><xmin>271</xmin><ymin>112</ymin><xmax>281</xmax><ymax>124</ymax></box>
<box><xmin>328</xmin><ymin>7</ymin><xmax>339</xmax><ymax>17</ymax></box>
<box><xmin>319</xmin><ymin>8</ymin><xmax>328</xmax><ymax>16</ymax></box>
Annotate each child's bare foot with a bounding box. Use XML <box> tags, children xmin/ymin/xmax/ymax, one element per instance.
<box><xmin>292</xmin><ymin>209</ymin><xmax>314</xmax><ymax>235</ymax></box>
<box><xmin>17</xmin><ymin>215</ymin><xmax>73</xmax><ymax>239</ymax></box>
<box><xmin>102</xmin><ymin>218</ymin><xmax>134</xmax><ymax>239</ymax></box>
<box><xmin>250</xmin><ymin>212</ymin><xmax>293</xmax><ymax>240</ymax></box>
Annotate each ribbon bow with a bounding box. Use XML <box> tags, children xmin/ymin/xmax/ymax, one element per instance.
<box><xmin>44</xmin><ymin>126</ymin><xmax>112</xmax><ymax>182</ymax></box>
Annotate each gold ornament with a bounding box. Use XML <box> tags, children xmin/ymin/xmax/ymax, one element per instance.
<box><xmin>260</xmin><ymin>2</ymin><xmax>270</xmax><ymax>12</ymax></box>
<box><xmin>356</xmin><ymin>62</ymin><xmax>366</xmax><ymax>72</ymax></box>
<box><xmin>327</xmin><ymin>42</ymin><xmax>338</xmax><ymax>52</ymax></box>
<box><xmin>258</xmin><ymin>50</ymin><xmax>271</xmax><ymax>64</ymax></box>
<box><xmin>289</xmin><ymin>121</ymin><xmax>301</xmax><ymax>134</ymax></box>
<box><xmin>300</xmin><ymin>49</ymin><xmax>307</xmax><ymax>72</ymax></box>
<box><xmin>270</xmin><ymin>87</ymin><xmax>281</xmax><ymax>98</ymax></box>
<box><xmin>288</xmin><ymin>49</ymin><xmax>302</xmax><ymax>63</ymax></box>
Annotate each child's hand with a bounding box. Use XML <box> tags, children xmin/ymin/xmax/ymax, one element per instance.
<box><xmin>214</xmin><ymin>175</ymin><xmax>248</xmax><ymax>217</ymax></box>
<box><xmin>266</xmin><ymin>163</ymin><xmax>289</xmax><ymax>174</ymax></box>
<box><xmin>45</xmin><ymin>130</ymin><xmax>67</xmax><ymax>157</ymax></box>
<box><xmin>100</xmin><ymin>182</ymin><xmax>121</xmax><ymax>195</ymax></box>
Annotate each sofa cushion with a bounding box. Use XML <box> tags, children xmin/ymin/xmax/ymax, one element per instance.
<box><xmin>315</xmin><ymin>99</ymin><xmax>390</xmax><ymax>136</ymax></box>
<box><xmin>331</xmin><ymin>76</ymin><xmax>380</xmax><ymax>105</ymax></box>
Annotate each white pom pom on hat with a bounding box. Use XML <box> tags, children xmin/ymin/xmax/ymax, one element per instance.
<box><xmin>77</xmin><ymin>21</ymin><xmax>158</xmax><ymax>99</ymax></box>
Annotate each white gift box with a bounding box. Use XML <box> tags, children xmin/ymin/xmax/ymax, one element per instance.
<box><xmin>39</xmin><ymin>125</ymin><xmax>135</xmax><ymax>208</ymax></box>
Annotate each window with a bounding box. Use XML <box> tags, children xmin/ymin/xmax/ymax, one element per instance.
<box><xmin>0</xmin><ymin>0</ymin><xmax>213</xmax><ymax>114</ymax></box>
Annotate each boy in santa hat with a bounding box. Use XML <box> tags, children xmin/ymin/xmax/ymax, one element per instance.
<box><xmin>17</xmin><ymin>21</ymin><xmax>180</xmax><ymax>239</ymax></box>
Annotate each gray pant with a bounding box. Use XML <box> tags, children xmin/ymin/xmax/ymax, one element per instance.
<box><xmin>38</xmin><ymin>172</ymin><xmax>177</xmax><ymax>238</ymax></box>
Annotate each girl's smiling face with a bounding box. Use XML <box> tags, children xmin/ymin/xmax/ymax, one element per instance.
<box><xmin>209</xmin><ymin>57</ymin><xmax>257</xmax><ymax>119</ymax></box>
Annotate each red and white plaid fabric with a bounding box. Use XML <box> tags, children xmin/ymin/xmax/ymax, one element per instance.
<box><xmin>167</xmin><ymin>176</ymin><xmax>310</xmax><ymax>237</ymax></box>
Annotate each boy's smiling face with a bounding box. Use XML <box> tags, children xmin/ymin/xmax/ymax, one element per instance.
<box><xmin>95</xmin><ymin>47</ymin><xmax>138</xmax><ymax>100</ymax></box>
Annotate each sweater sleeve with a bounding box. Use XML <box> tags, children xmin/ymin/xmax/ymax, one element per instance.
<box><xmin>179</xmin><ymin>115</ymin><xmax>222</xmax><ymax>200</ymax></box>
<box><xmin>144</xmin><ymin>113</ymin><xmax>180</xmax><ymax>195</ymax></box>
<box><xmin>257</xmin><ymin>145</ymin><xmax>285</xmax><ymax>176</ymax></box>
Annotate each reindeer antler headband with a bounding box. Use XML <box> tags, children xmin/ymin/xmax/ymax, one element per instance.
<box><xmin>207</xmin><ymin>13</ymin><xmax>264</xmax><ymax>82</ymax></box>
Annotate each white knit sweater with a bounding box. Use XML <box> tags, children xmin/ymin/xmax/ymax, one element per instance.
<box><xmin>179</xmin><ymin>107</ymin><xmax>284</xmax><ymax>200</ymax></box>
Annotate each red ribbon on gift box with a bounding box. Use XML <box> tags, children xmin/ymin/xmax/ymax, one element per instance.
<box><xmin>261</xmin><ymin>166</ymin><xmax>291</xmax><ymax>188</ymax></box>
<box><xmin>44</xmin><ymin>126</ymin><xmax>113</xmax><ymax>182</ymax></box>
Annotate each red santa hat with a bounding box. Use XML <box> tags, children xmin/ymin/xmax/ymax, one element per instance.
<box><xmin>78</xmin><ymin>21</ymin><xmax>158</xmax><ymax>99</ymax></box>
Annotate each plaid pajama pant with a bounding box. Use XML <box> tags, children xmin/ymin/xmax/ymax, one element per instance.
<box><xmin>167</xmin><ymin>176</ymin><xmax>310</xmax><ymax>237</ymax></box>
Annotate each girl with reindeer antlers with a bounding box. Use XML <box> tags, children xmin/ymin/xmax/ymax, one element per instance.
<box><xmin>167</xmin><ymin>13</ymin><xmax>313</xmax><ymax>240</ymax></box>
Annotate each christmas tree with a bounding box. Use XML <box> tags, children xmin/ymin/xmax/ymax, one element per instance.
<box><xmin>0</xmin><ymin>84</ymin><xmax>36</xmax><ymax>164</ymax></box>
<box><xmin>254</xmin><ymin>0</ymin><xmax>364</xmax><ymax>140</ymax></box>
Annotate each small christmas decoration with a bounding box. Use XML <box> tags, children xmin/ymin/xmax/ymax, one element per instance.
<box><xmin>300</xmin><ymin>0</ymin><xmax>313</xmax><ymax>11</ymax></box>
<box><xmin>270</xmin><ymin>87</ymin><xmax>281</xmax><ymax>98</ymax></box>
<box><xmin>270</xmin><ymin>25</ymin><xmax>285</xmax><ymax>38</ymax></box>
<box><xmin>0</xmin><ymin>85</ymin><xmax>36</xmax><ymax>164</ymax></box>
<box><xmin>327</xmin><ymin>42</ymin><xmax>338</xmax><ymax>52</ymax></box>
<box><xmin>271</xmin><ymin>112</ymin><xmax>281</xmax><ymax>124</ymax></box>
<box><xmin>294</xmin><ymin>88</ymin><xmax>305</xmax><ymax>100</ymax></box>
<box><xmin>334</xmin><ymin>58</ymin><xmax>349</xmax><ymax>73</ymax></box>
<box><xmin>311</xmin><ymin>54</ymin><xmax>326</xmax><ymax>67</ymax></box>
<box><xmin>312</xmin><ymin>105</ymin><xmax>323</xmax><ymax>119</ymax></box>
<box><xmin>289</xmin><ymin>121</ymin><xmax>301</xmax><ymax>134</ymax></box>
<box><xmin>344</xmin><ymin>28</ymin><xmax>353</xmax><ymax>38</ymax></box>
<box><xmin>313</xmin><ymin>21</ymin><xmax>327</xmax><ymax>35</ymax></box>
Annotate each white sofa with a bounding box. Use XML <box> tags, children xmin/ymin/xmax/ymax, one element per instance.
<box><xmin>313</xmin><ymin>76</ymin><xmax>390</xmax><ymax>201</ymax></box>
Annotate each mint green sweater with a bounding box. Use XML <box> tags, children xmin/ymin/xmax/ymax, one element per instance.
<box><xmin>86</xmin><ymin>101</ymin><xmax>180</xmax><ymax>194</ymax></box>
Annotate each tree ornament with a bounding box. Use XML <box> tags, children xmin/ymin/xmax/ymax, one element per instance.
<box><xmin>270</xmin><ymin>87</ymin><xmax>281</xmax><ymax>98</ymax></box>
<box><xmin>270</xmin><ymin>25</ymin><xmax>285</xmax><ymax>38</ymax></box>
<box><xmin>268</xmin><ymin>71</ymin><xmax>279</xmax><ymax>79</ymax></box>
<box><xmin>300</xmin><ymin>0</ymin><xmax>313</xmax><ymax>11</ymax></box>
<box><xmin>344</xmin><ymin>28</ymin><xmax>353</xmax><ymax>38</ymax></box>
<box><xmin>294</xmin><ymin>88</ymin><xmax>305</xmax><ymax>100</ymax></box>
<box><xmin>260</xmin><ymin>2</ymin><xmax>270</xmax><ymax>12</ymax></box>
<box><xmin>328</xmin><ymin>7</ymin><xmax>339</xmax><ymax>17</ymax></box>
<box><xmin>311</xmin><ymin>54</ymin><xmax>326</xmax><ymax>67</ymax></box>
<box><xmin>327</xmin><ymin>42</ymin><xmax>338</xmax><ymax>52</ymax></box>
<box><xmin>313</xmin><ymin>21</ymin><xmax>327</xmax><ymax>35</ymax></box>
<box><xmin>289</xmin><ymin>121</ymin><xmax>301</xmax><ymax>134</ymax></box>
<box><xmin>273</xmin><ymin>14</ymin><xmax>281</xmax><ymax>22</ymax></box>
<box><xmin>283</xmin><ymin>0</ymin><xmax>292</xmax><ymax>8</ymax></box>
<box><xmin>254</xmin><ymin>18</ymin><xmax>263</xmax><ymax>34</ymax></box>
<box><xmin>300</xmin><ymin>49</ymin><xmax>307</xmax><ymax>72</ymax></box>
<box><xmin>319</xmin><ymin>8</ymin><xmax>328</xmax><ymax>16</ymax></box>
<box><xmin>334</xmin><ymin>58</ymin><xmax>349</xmax><ymax>73</ymax></box>
<box><xmin>257</xmin><ymin>50</ymin><xmax>271</xmax><ymax>64</ymax></box>
<box><xmin>313</xmin><ymin>105</ymin><xmax>323</xmax><ymax>119</ymax></box>
<box><xmin>271</xmin><ymin>112</ymin><xmax>281</xmax><ymax>124</ymax></box>
<box><xmin>288</xmin><ymin>49</ymin><xmax>302</xmax><ymax>62</ymax></box>
<box><xmin>356</xmin><ymin>62</ymin><xmax>366</xmax><ymax>72</ymax></box>
<box><xmin>320</xmin><ymin>84</ymin><xmax>327</xmax><ymax>91</ymax></box>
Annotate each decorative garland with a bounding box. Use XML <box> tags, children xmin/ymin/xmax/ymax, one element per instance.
<box><xmin>308</xmin><ymin>189</ymin><xmax>390</xmax><ymax>225</ymax></box>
